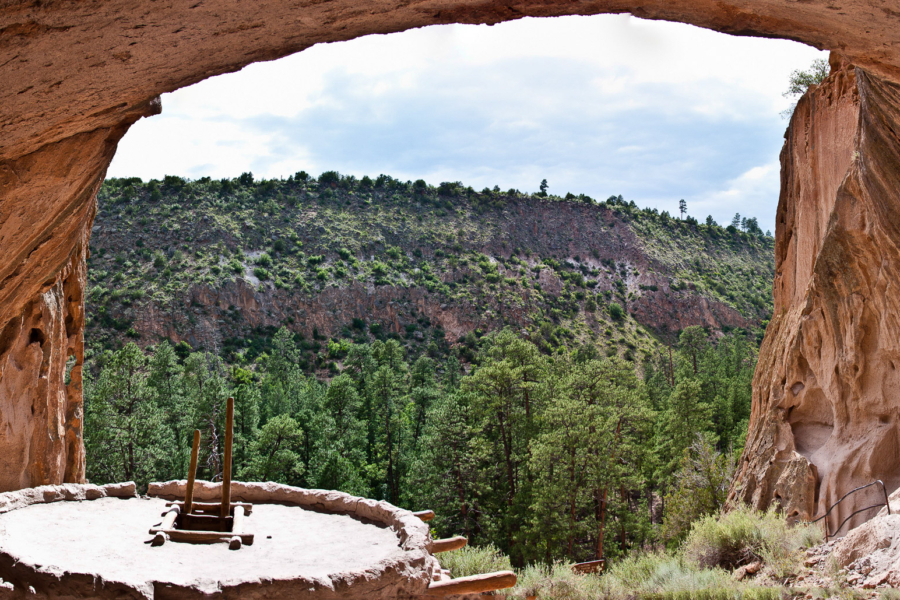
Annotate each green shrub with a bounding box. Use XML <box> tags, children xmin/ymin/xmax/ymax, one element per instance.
<box><xmin>229</xmin><ymin>258</ymin><xmax>243</xmax><ymax>274</ymax></box>
<box><xmin>253</xmin><ymin>267</ymin><xmax>270</xmax><ymax>280</ymax></box>
<box><xmin>683</xmin><ymin>505</ymin><xmax>821</xmax><ymax>574</ymax></box>
<box><xmin>371</xmin><ymin>261</ymin><xmax>388</xmax><ymax>277</ymax></box>
<box><xmin>440</xmin><ymin>545</ymin><xmax>512</xmax><ymax>578</ymax></box>
<box><xmin>257</xmin><ymin>253</ymin><xmax>272</xmax><ymax>267</ymax></box>
<box><xmin>498</xmin><ymin>562</ymin><xmax>602</xmax><ymax>600</ymax></box>
<box><xmin>272</xmin><ymin>239</ymin><xmax>286</xmax><ymax>253</ymax></box>
<box><xmin>609</xmin><ymin>302</ymin><xmax>625</xmax><ymax>320</ymax></box>
<box><xmin>601</xmin><ymin>551</ymin><xmax>782</xmax><ymax>600</ymax></box>
<box><xmin>386</xmin><ymin>246</ymin><xmax>402</xmax><ymax>260</ymax></box>
<box><xmin>153</xmin><ymin>253</ymin><xmax>166</xmax><ymax>270</ymax></box>
<box><xmin>338</xmin><ymin>248</ymin><xmax>353</xmax><ymax>261</ymax></box>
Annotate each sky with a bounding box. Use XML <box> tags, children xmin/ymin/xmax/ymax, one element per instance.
<box><xmin>107</xmin><ymin>14</ymin><xmax>827</xmax><ymax>233</ymax></box>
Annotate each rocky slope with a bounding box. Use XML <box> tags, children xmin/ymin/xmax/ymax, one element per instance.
<box><xmin>85</xmin><ymin>175</ymin><xmax>774</xmax><ymax>371</ymax></box>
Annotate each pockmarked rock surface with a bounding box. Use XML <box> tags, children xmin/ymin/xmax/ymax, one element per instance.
<box><xmin>4</xmin><ymin>0</ymin><xmax>900</xmax><ymax>521</ymax></box>
<box><xmin>729</xmin><ymin>52</ymin><xmax>900</xmax><ymax>532</ymax></box>
<box><xmin>0</xmin><ymin>481</ymin><xmax>437</xmax><ymax>599</ymax></box>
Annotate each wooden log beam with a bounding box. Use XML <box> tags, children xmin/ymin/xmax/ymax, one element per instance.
<box><xmin>166</xmin><ymin>501</ymin><xmax>253</xmax><ymax>516</ymax></box>
<box><xmin>221</xmin><ymin>397</ymin><xmax>234</xmax><ymax>519</ymax></box>
<box><xmin>412</xmin><ymin>510</ymin><xmax>435</xmax><ymax>522</ymax></box>
<box><xmin>149</xmin><ymin>528</ymin><xmax>255</xmax><ymax>545</ymax></box>
<box><xmin>422</xmin><ymin>571</ymin><xmax>517</xmax><ymax>596</ymax></box>
<box><xmin>230</xmin><ymin>505</ymin><xmax>245</xmax><ymax>550</ymax></box>
<box><xmin>430</xmin><ymin>536</ymin><xmax>467</xmax><ymax>553</ymax></box>
<box><xmin>184</xmin><ymin>430</ymin><xmax>201</xmax><ymax>515</ymax></box>
<box><xmin>151</xmin><ymin>505</ymin><xmax>181</xmax><ymax>546</ymax></box>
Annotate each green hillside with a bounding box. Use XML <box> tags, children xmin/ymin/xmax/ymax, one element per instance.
<box><xmin>87</xmin><ymin>172</ymin><xmax>774</xmax><ymax>370</ymax></box>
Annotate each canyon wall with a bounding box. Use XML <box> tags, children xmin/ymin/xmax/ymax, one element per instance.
<box><xmin>3</xmin><ymin>0</ymin><xmax>900</xmax><ymax>519</ymax></box>
<box><xmin>732</xmin><ymin>54</ymin><xmax>900</xmax><ymax>535</ymax></box>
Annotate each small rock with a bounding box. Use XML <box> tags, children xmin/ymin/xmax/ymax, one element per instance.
<box><xmin>733</xmin><ymin>561</ymin><xmax>762</xmax><ymax>581</ymax></box>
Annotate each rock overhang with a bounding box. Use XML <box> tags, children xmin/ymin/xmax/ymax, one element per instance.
<box><xmin>3</xmin><ymin>0</ymin><xmax>900</xmax><ymax>540</ymax></box>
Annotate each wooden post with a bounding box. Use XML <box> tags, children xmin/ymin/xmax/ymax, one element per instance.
<box><xmin>221</xmin><ymin>397</ymin><xmax>234</xmax><ymax>519</ymax></box>
<box><xmin>185</xmin><ymin>430</ymin><xmax>201</xmax><ymax>515</ymax></box>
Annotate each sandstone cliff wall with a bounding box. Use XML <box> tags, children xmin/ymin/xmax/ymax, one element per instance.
<box><xmin>0</xmin><ymin>117</ymin><xmax>154</xmax><ymax>491</ymax></box>
<box><xmin>732</xmin><ymin>55</ymin><xmax>900</xmax><ymax>535</ymax></box>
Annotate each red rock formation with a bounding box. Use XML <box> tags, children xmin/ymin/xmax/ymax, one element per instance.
<box><xmin>0</xmin><ymin>116</ymin><xmax>155</xmax><ymax>491</ymax></box>
<box><xmin>732</xmin><ymin>54</ymin><xmax>900</xmax><ymax>534</ymax></box>
<box><xmin>3</xmin><ymin>0</ymin><xmax>900</xmax><ymax>508</ymax></box>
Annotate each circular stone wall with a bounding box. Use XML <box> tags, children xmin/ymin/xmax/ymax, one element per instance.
<box><xmin>0</xmin><ymin>481</ymin><xmax>437</xmax><ymax>599</ymax></box>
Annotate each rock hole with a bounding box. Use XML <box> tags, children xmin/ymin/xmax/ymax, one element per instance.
<box><xmin>64</xmin><ymin>315</ymin><xmax>76</xmax><ymax>338</ymax></box>
<box><xmin>791</xmin><ymin>381</ymin><xmax>805</xmax><ymax>395</ymax></box>
<box><xmin>29</xmin><ymin>328</ymin><xmax>45</xmax><ymax>346</ymax></box>
<box><xmin>880</xmin><ymin>415</ymin><xmax>891</xmax><ymax>424</ymax></box>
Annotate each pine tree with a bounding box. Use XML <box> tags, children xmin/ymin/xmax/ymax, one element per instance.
<box><xmin>241</xmin><ymin>414</ymin><xmax>304</xmax><ymax>483</ymax></box>
<box><xmin>147</xmin><ymin>341</ymin><xmax>188</xmax><ymax>476</ymax></box>
<box><xmin>412</xmin><ymin>392</ymin><xmax>486</xmax><ymax>540</ymax></box>
<box><xmin>84</xmin><ymin>343</ymin><xmax>171</xmax><ymax>489</ymax></box>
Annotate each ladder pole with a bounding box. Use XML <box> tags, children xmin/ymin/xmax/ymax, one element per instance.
<box><xmin>221</xmin><ymin>397</ymin><xmax>235</xmax><ymax>519</ymax></box>
<box><xmin>185</xmin><ymin>429</ymin><xmax>201</xmax><ymax>515</ymax></box>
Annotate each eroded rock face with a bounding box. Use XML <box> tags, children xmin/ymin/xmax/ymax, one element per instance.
<box><xmin>3</xmin><ymin>0</ymin><xmax>900</xmax><ymax>506</ymax></box>
<box><xmin>732</xmin><ymin>54</ymin><xmax>900</xmax><ymax>534</ymax></box>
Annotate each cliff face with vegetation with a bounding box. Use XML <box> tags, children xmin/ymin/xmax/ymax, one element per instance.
<box><xmin>85</xmin><ymin>173</ymin><xmax>774</xmax><ymax>369</ymax></box>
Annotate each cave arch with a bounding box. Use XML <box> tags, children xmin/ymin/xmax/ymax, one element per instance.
<box><xmin>3</xmin><ymin>0</ymin><xmax>900</xmax><ymax>535</ymax></box>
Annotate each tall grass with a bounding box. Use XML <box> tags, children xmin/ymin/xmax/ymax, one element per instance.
<box><xmin>438</xmin><ymin>506</ymin><xmax>821</xmax><ymax>600</ymax></box>
<box><xmin>683</xmin><ymin>505</ymin><xmax>822</xmax><ymax>576</ymax></box>
<box><xmin>439</xmin><ymin>544</ymin><xmax>512</xmax><ymax>578</ymax></box>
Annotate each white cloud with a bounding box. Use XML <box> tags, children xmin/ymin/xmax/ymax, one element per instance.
<box><xmin>108</xmin><ymin>14</ymin><xmax>827</xmax><ymax>232</ymax></box>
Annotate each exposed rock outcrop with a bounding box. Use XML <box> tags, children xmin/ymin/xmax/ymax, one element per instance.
<box><xmin>732</xmin><ymin>54</ymin><xmax>900</xmax><ymax>533</ymax></box>
<box><xmin>3</xmin><ymin>0</ymin><xmax>900</xmax><ymax>507</ymax></box>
